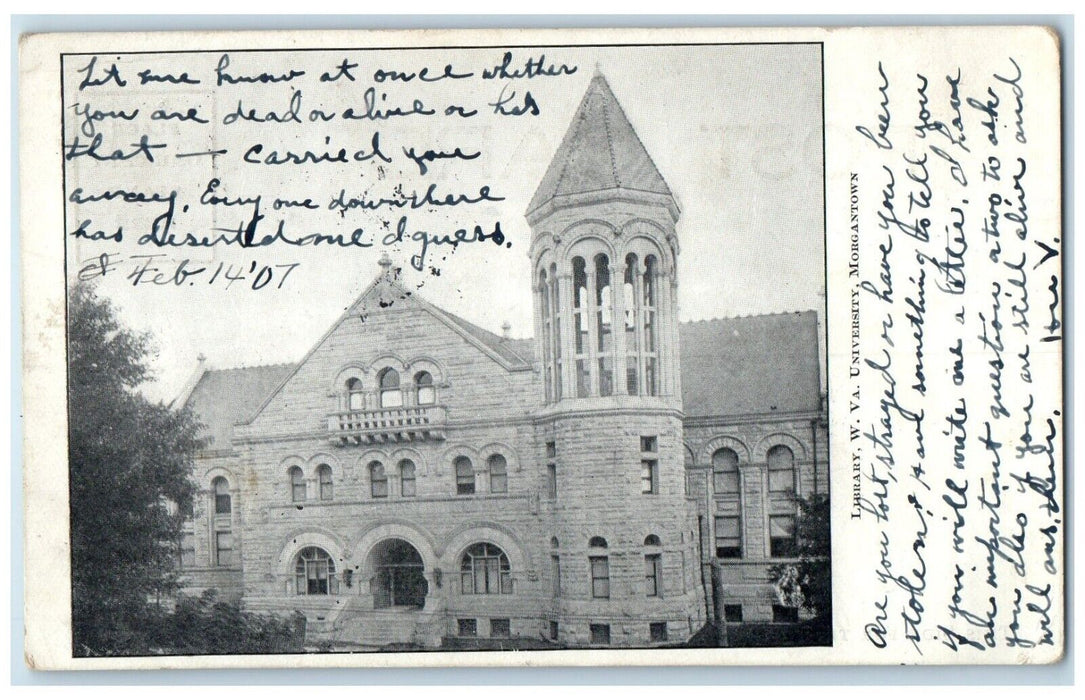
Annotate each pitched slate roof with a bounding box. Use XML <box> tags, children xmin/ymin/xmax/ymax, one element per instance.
<box><xmin>527</xmin><ymin>73</ymin><xmax>673</xmax><ymax>216</ymax></box>
<box><xmin>678</xmin><ymin>311</ymin><xmax>821</xmax><ymax>418</ymax></box>
<box><xmin>437</xmin><ymin>308</ymin><xmax>533</xmax><ymax>368</ymax></box>
<box><xmin>183</xmin><ymin>363</ymin><xmax>294</xmax><ymax>451</ymax></box>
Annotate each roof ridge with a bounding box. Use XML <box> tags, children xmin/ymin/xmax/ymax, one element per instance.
<box><xmin>681</xmin><ymin>309</ymin><xmax>818</xmax><ymax>324</ymax></box>
<box><xmin>599</xmin><ymin>76</ymin><xmax>621</xmax><ymax>188</ymax></box>
<box><xmin>203</xmin><ymin>361</ymin><xmax>296</xmax><ymax>373</ymax></box>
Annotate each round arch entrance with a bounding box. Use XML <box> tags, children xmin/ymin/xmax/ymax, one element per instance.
<box><xmin>367</xmin><ymin>538</ymin><xmax>427</xmax><ymax>609</ymax></box>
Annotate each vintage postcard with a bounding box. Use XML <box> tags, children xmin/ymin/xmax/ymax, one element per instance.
<box><xmin>19</xmin><ymin>25</ymin><xmax>1063</xmax><ymax>669</ymax></box>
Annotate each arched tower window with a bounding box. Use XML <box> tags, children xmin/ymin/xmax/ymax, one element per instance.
<box><xmin>378</xmin><ymin>368</ymin><xmax>402</xmax><ymax>408</ymax></box>
<box><xmin>712</xmin><ymin>448</ymin><xmax>740</xmax><ymax>496</ymax></box>
<box><xmin>540</xmin><ymin>268</ymin><xmax>553</xmax><ymax>403</ymax></box>
<box><xmin>317</xmin><ymin>464</ymin><xmax>333</xmax><ymax>501</ymax></box>
<box><xmin>414</xmin><ymin>371</ymin><xmax>435</xmax><ymax>405</ymax></box>
<box><xmin>550</xmin><ymin>263</ymin><xmax>563</xmax><ymax>401</ymax></box>
<box><xmin>289</xmin><ymin>466</ymin><xmax>306</xmax><ymax>502</ymax></box>
<box><xmin>643</xmin><ymin>255</ymin><xmax>659</xmax><ymax>396</ymax></box>
<box><xmin>212</xmin><ymin>476</ymin><xmax>231</xmax><ymax>515</ymax></box>
<box><xmin>572</xmin><ymin>257</ymin><xmax>591</xmax><ymax>398</ymax></box>
<box><xmin>624</xmin><ymin>253</ymin><xmax>640</xmax><ymax>395</ymax></box>
<box><xmin>346</xmin><ymin>377</ymin><xmax>364</xmax><ymax>411</ymax></box>
<box><xmin>595</xmin><ymin>253</ymin><xmax>614</xmax><ymax>396</ymax></box>
<box><xmin>767</xmin><ymin>445</ymin><xmax>796</xmax><ymax>494</ymax></box>
<box><xmin>294</xmin><ymin>546</ymin><xmax>338</xmax><ymax>595</ymax></box>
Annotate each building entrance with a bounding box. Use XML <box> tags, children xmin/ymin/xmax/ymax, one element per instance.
<box><xmin>369</xmin><ymin>538</ymin><xmax>427</xmax><ymax>609</ymax></box>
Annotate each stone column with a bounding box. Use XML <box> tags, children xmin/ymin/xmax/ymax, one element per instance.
<box><xmin>739</xmin><ymin>464</ymin><xmax>767</xmax><ymax>559</ymax></box>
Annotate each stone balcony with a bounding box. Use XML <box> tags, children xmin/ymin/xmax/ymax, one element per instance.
<box><xmin>327</xmin><ymin>405</ymin><xmax>448</xmax><ymax>445</ymax></box>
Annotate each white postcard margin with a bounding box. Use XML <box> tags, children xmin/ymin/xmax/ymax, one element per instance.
<box><xmin>19</xmin><ymin>25</ymin><xmax>1064</xmax><ymax>670</ymax></box>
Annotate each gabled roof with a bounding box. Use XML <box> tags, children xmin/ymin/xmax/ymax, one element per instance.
<box><xmin>679</xmin><ymin>311</ymin><xmax>821</xmax><ymax>418</ymax></box>
<box><xmin>183</xmin><ymin>363</ymin><xmax>294</xmax><ymax>451</ymax></box>
<box><xmin>212</xmin><ymin>262</ymin><xmax>534</xmax><ymax>436</ymax></box>
<box><xmin>527</xmin><ymin>73</ymin><xmax>674</xmax><ymax>217</ymax></box>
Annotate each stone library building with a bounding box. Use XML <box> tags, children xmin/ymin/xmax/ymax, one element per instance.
<box><xmin>174</xmin><ymin>74</ymin><xmax>829</xmax><ymax>649</ymax></box>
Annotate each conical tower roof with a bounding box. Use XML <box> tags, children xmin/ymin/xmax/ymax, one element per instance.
<box><xmin>526</xmin><ymin>73</ymin><xmax>676</xmax><ymax>220</ymax></box>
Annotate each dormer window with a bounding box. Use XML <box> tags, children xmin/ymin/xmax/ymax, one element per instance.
<box><xmin>379</xmin><ymin>368</ymin><xmax>402</xmax><ymax>408</ymax></box>
<box><xmin>415</xmin><ymin>371</ymin><xmax>435</xmax><ymax>405</ymax></box>
<box><xmin>346</xmin><ymin>377</ymin><xmax>365</xmax><ymax>411</ymax></box>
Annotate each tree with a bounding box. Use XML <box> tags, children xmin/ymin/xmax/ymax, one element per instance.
<box><xmin>769</xmin><ymin>494</ymin><xmax>831</xmax><ymax>623</ymax></box>
<box><xmin>68</xmin><ymin>282</ymin><xmax>202</xmax><ymax>655</ymax></box>
<box><xmin>67</xmin><ymin>283</ymin><xmax>301</xmax><ymax>655</ymax></box>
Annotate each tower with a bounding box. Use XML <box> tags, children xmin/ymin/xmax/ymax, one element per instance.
<box><xmin>527</xmin><ymin>74</ymin><xmax>705</xmax><ymax>646</ymax></box>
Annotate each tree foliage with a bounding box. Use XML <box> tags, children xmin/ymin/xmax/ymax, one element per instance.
<box><xmin>150</xmin><ymin>590</ymin><xmax>305</xmax><ymax>655</ymax></box>
<box><xmin>768</xmin><ymin>494</ymin><xmax>831</xmax><ymax>621</ymax></box>
<box><xmin>67</xmin><ymin>283</ymin><xmax>301</xmax><ymax>655</ymax></box>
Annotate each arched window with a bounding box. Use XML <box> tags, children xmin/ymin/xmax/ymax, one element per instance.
<box><xmin>572</xmin><ymin>256</ymin><xmax>590</xmax><ymax>398</ymax></box>
<box><xmin>488</xmin><ymin>454</ymin><xmax>508</xmax><ymax>494</ymax></box>
<box><xmin>540</xmin><ymin>268</ymin><xmax>550</xmax><ymax>317</ymax></box>
<box><xmin>712</xmin><ymin>448</ymin><xmax>740</xmax><ymax>496</ymax></box>
<box><xmin>595</xmin><ymin>253</ymin><xmax>614</xmax><ymax>396</ymax></box>
<box><xmin>346</xmin><ymin>377</ymin><xmax>365</xmax><ymax>411</ymax></box>
<box><xmin>540</xmin><ymin>268</ymin><xmax>554</xmax><ymax>404</ymax></box>
<box><xmin>454</xmin><ymin>456</ymin><xmax>475</xmax><ymax>495</ymax></box>
<box><xmin>550</xmin><ymin>536</ymin><xmax>560</xmax><ymax>549</ymax></box>
<box><xmin>624</xmin><ymin>253</ymin><xmax>640</xmax><ymax>395</ymax></box>
<box><xmin>644</xmin><ymin>534</ymin><xmax>662</xmax><ymax>547</ymax></box>
<box><xmin>643</xmin><ymin>255</ymin><xmax>659</xmax><ymax>396</ymax></box>
<box><xmin>317</xmin><ymin>464</ymin><xmax>333</xmax><ymax>501</ymax></box>
<box><xmin>378</xmin><ymin>368</ymin><xmax>402</xmax><ymax>408</ymax></box>
<box><xmin>588</xmin><ymin>537</ymin><xmax>609</xmax><ymax>599</ymax></box>
<box><xmin>415</xmin><ymin>371</ymin><xmax>435</xmax><ymax>405</ymax></box>
<box><xmin>550</xmin><ymin>262</ymin><xmax>563</xmax><ymax>401</ymax></box>
<box><xmin>399</xmin><ymin>459</ymin><xmax>416</xmax><ymax>497</ymax></box>
<box><xmin>369</xmin><ymin>461</ymin><xmax>388</xmax><ymax>498</ymax></box>
<box><xmin>294</xmin><ymin>546</ymin><xmax>338</xmax><ymax>595</ymax></box>
<box><xmin>768</xmin><ymin>445</ymin><xmax>796</xmax><ymax>494</ymax></box>
<box><xmin>289</xmin><ymin>466</ymin><xmax>306</xmax><ymax>502</ymax></box>
<box><xmin>212</xmin><ymin>476</ymin><xmax>231</xmax><ymax>515</ymax></box>
<box><xmin>460</xmin><ymin>542</ymin><xmax>512</xmax><ymax>594</ymax></box>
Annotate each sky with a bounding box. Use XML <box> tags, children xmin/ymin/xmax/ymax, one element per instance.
<box><xmin>62</xmin><ymin>43</ymin><xmax>824</xmax><ymax>402</ymax></box>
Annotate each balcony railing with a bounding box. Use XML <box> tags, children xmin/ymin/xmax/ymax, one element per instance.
<box><xmin>327</xmin><ymin>405</ymin><xmax>448</xmax><ymax>445</ymax></box>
